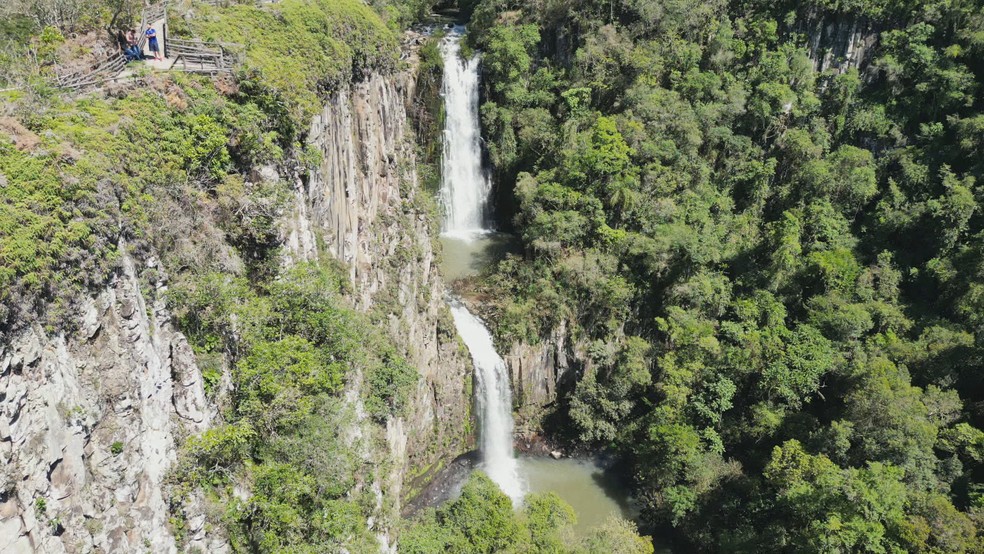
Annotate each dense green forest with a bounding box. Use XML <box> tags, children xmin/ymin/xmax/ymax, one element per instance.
<box><xmin>466</xmin><ymin>0</ymin><xmax>984</xmax><ymax>550</ymax></box>
<box><xmin>4</xmin><ymin>0</ymin><xmax>984</xmax><ymax>551</ymax></box>
<box><xmin>0</xmin><ymin>0</ymin><xmax>651</xmax><ymax>551</ymax></box>
<box><xmin>402</xmin><ymin>472</ymin><xmax>653</xmax><ymax>553</ymax></box>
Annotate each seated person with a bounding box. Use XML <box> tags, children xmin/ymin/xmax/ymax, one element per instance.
<box><xmin>124</xmin><ymin>28</ymin><xmax>143</xmax><ymax>61</ymax></box>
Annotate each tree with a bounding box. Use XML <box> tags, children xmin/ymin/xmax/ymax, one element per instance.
<box><xmin>442</xmin><ymin>472</ymin><xmax>522</xmax><ymax>553</ymax></box>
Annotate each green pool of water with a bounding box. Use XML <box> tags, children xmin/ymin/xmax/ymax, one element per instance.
<box><xmin>438</xmin><ymin>232</ymin><xmax>518</xmax><ymax>281</ymax></box>
<box><xmin>518</xmin><ymin>457</ymin><xmax>636</xmax><ymax>532</ymax></box>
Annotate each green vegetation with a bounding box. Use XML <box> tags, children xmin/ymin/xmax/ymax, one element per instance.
<box><xmin>0</xmin><ymin>0</ymin><xmax>399</xmax><ymax>335</ymax></box>
<box><xmin>370</xmin><ymin>0</ymin><xmax>443</xmax><ymax>31</ymax></box>
<box><xmin>411</xmin><ymin>32</ymin><xmax>447</xmax><ymax>195</ymax></box>
<box><xmin>1</xmin><ymin>1</ymin><xmax>426</xmax><ymax>551</ymax></box>
<box><xmin>170</xmin><ymin>261</ymin><xmax>420</xmax><ymax>552</ymax></box>
<box><xmin>1</xmin><ymin>0</ymin><xmax>143</xmax><ymax>88</ymax></box>
<box><xmin>183</xmin><ymin>0</ymin><xmax>398</xmax><ymax>127</ymax></box>
<box><xmin>402</xmin><ymin>472</ymin><xmax>654</xmax><ymax>554</ymax></box>
<box><xmin>469</xmin><ymin>0</ymin><xmax>984</xmax><ymax>550</ymax></box>
<box><xmin>0</xmin><ymin>70</ymin><xmax>299</xmax><ymax>334</ymax></box>
<box><xmin>12</xmin><ymin>0</ymin><xmax>984</xmax><ymax>549</ymax></box>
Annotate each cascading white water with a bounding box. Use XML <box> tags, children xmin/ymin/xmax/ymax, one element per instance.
<box><xmin>439</xmin><ymin>27</ymin><xmax>492</xmax><ymax>239</ymax></box>
<box><xmin>449</xmin><ymin>300</ymin><xmax>524</xmax><ymax>502</ymax></box>
<box><xmin>439</xmin><ymin>27</ymin><xmax>523</xmax><ymax>502</ymax></box>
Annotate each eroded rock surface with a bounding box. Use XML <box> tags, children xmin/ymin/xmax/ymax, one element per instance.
<box><xmin>0</xmin><ymin>255</ymin><xmax>221</xmax><ymax>554</ymax></box>
<box><xmin>295</xmin><ymin>62</ymin><xmax>473</xmax><ymax>501</ymax></box>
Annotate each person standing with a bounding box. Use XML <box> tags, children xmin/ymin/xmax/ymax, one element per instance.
<box><xmin>145</xmin><ymin>27</ymin><xmax>162</xmax><ymax>61</ymax></box>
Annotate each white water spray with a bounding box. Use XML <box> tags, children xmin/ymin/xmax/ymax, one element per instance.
<box><xmin>439</xmin><ymin>27</ymin><xmax>492</xmax><ymax>239</ymax></box>
<box><xmin>439</xmin><ymin>28</ymin><xmax>523</xmax><ymax>502</ymax></box>
<box><xmin>449</xmin><ymin>300</ymin><xmax>524</xmax><ymax>502</ymax></box>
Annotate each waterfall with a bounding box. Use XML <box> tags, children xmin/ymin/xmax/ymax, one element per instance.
<box><xmin>439</xmin><ymin>26</ymin><xmax>492</xmax><ymax>239</ymax></box>
<box><xmin>439</xmin><ymin>28</ymin><xmax>524</xmax><ymax>502</ymax></box>
<box><xmin>449</xmin><ymin>300</ymin><xmax>524</xmax><ymax>502</ymax></box>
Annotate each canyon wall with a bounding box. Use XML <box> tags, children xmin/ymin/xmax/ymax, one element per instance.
<box><xmin>291</xmin><ymin>50</ymin><xmax>473</xmax><ymax>501</ymax></box>
<box><xmin>504</xmin><ymin>321</ymin><xmax>580</xmax><ymax>436</ymax></box>
<box><xmin>0</xmin><ymin>38</ymin><xmax>471</xmax><ymax>554</ymax></box>
<box><xmin>802</xmin><ymin>13</ymin><xmax>878</xmax><ymax>74</ymax></box>
<box><xmin>0</xmin><ymin>254</ymin><xmax>222</xmax><ymax>554</ymax></box>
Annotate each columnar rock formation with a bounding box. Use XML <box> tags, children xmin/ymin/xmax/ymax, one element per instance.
<box><xmin>0</xmin><ymin>37</ymin><xmax>471</xmax><ymax>554</ymax></box>
<box><xmin>296</xmin><ymin>61</ymin><xmax>472</xmax><ymax>497</ymax></box>
<box><xmin>802</xmin><ymin>13</ymin><xmax>878</xmax><ymax>74</ymax></box>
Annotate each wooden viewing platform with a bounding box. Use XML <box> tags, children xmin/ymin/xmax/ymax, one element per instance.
<box><xmin>54</xmin><ymin>1</ymin><xmax>239</xmax><ymax>92</ymax></box>
<box><xmin>56</xmin><ymin>53</ymin><xmax>129</xmax><ymax>90</ymax></box>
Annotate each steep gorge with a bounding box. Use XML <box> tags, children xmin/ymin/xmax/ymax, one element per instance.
<box><xmin>0</xmin><ymin>253</ymin><xmax>217</xmax><ymax>553</ymax></box>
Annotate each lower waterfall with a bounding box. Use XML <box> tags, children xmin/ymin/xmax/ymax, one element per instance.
<box><xmin>449</xmin><ymin>300</ymin><xmax>524</xmax><ymax>502</ymax></box>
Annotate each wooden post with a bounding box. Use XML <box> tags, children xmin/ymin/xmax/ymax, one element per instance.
<box><xmin>163</xmin><ymin>6</ymin><xmax>168</xmax><ymax>59</ymax></box>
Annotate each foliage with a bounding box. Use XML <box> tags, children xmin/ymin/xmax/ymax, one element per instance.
<box><xmin>0</xmin><ymin>69</ymin><xmax>302</xmax><ymax>335</ymax></box>
<box><xmin>0</xmin><ymin>2</ymin><xmax>419</xmax><ymax>550</ymax></box>
<box><xmin>0</xmin><ymin>0</ymin><xmax>401</xmax><ymax>333</ymax></box>
<box><xmin>470</xmin><ymin>0</ymin><xmax>984</xmax><ymax>548</ymax></box>
<box><xmin>170</xmin><ymin>260</ymin><xmax>420</xmax><ymax>551</ymax></box>
<box><xmin>400</xmin><ymin>472</ymin><xmax>653</xmax><ymax>553</ymax></box>
<box><xmin>185</xmin><ymin>0</ymin><xmax>398</xmax><ymax>128</ymax></box>
<box><xmin>0</xmin><ymin>0</ymin><xmax>141</xmax><ymax>33</ymax></box>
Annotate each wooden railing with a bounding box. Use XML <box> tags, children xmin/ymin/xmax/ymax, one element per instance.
<box><xmin>56</xmin><ymin>1</ymin><xmax>169</xmax><ymax>91</ymax></box>
<box><xmin>56</xmin><ymin>53</ymin><xmax>128</xmax><ymax>90</ymax></box>
<box><xmin>54</xmin><ymin>1</ymin><xmax>241</xmax><ymax>91</ymax></box>
<box><xmin>168</xmin><ymin>38</ymin><xmax>238</xmax><ymax>73</ymax></box>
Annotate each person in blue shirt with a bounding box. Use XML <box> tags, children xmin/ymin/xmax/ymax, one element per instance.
<box><xmin>145</xmin><ymin>27</ymin><xmax>162</xmax><ymax>61</ymax></box>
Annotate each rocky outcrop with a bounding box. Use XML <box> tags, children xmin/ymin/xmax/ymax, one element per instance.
<box><xmin>504</xmin><ymin>321</ymin><xmax>580</xmax><ymax>434</ymax></box>
<box><xmin>0</xmin><ymin>32</ymin><xmax>470</xmax><ymax>554</ymax></box>
<box><xmin>289</xmin><ymin>46</ymin><xmax>473</xmax><ymax>509</ymax></box>
<box><xmin>802</xmin><ymin>14</ymin><xmax>878</xmax><ymax>74</ymax></box>
<box><xmin>0</xmin><ymin>253</ymin><xmax>222</xmax><ymax>554</ymax></box>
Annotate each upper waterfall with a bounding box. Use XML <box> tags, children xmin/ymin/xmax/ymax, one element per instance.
<box><xmin>439</xmin><ymin>26</ymin><xmax>493</xmax><ymax>238</ymax></box>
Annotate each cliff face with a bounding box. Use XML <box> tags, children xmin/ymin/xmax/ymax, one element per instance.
<box><xmin>0</xmin><ymin>254</ymin><xmax>221</xmax><ymax>554</ymax></box>
<box><xmin>504</xmin><ymin>321</ymin><xmax>580</xmax><ymax>435</ymax></box>
<box><xmin>290</xmin><ymin>57</ymin><xmax>472</xmax><ymax>498</ymax></box>
<box><xmin>802</xmin><ymin>13</ymin><xmax>878</xmax><ymax>74</ymax></box>
<box><xmin>0</xmin><ymin>42</ymin><xmax>470</xmax><ymax>554</ymax></box>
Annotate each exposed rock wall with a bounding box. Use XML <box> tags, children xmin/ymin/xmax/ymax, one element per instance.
<box><xmin>802</xmin><ymin>14</ymin><xmax>878</xmax><ymax>74</ymax></box>
<box><xmin>291</xmin><ymin>56</ymin><xmax>473</xmax><ymax>502</ymax></box>
<box><xmin>0</xmin><ymin>37</ymin><xmax>470</xmax><ymax>554</ymax></box>
<box><xmin>504</xmin><ymin>321</ymin><xmax>580</xmax><ymax>434</ymax></box>
<box><xmin>0</xmin><ymin>254</ymin><xmax>222</xmax><ymax>554</ymax></box>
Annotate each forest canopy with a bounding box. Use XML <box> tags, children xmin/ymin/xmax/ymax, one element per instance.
<box><xmin>468</xmin><ymin>0</ymin><xmax>984</xmax><ymax>550</ymax></box>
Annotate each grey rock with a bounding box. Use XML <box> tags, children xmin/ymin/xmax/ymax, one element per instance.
<box><xmin>0</xmin><ymin>253</ymin><xmax>216</xmax><ymax>553</ymax></box>
<box><xmin>120</xmin><ymin>299</ymin><xmax>136</xmax><ymax>319</ymax></box>
<box><xmin>79</xmin><ymin>298</ymin><xmax>101</xmax><ymax>340</ymax></box>
<box><xmin>287</xmin><ymin>51</ymin><xmax>473</xmax><ymax>543</ymax></box>
<box><xmin>1</xmin><ymin>34</ymin><xmax>468</xmax><ymax>554</ymax></box>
